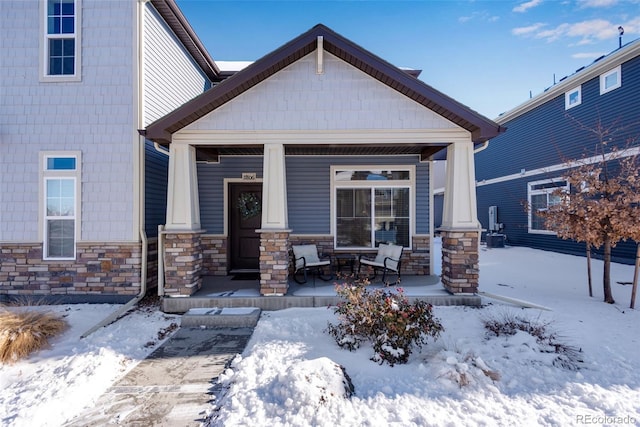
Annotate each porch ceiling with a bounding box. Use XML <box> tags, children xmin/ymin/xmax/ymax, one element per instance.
<box><xmin>196</xmin><ymin>144</ymin><xmax>447</xmax><ymax>160</ymax></box>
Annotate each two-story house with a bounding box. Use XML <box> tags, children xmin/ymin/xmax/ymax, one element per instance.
<box><xmin>475</xmin><ymin>39</ymin><xmax>640</xmax><ymax>264</ymax></box>
<box><xmin>0</xmin><ymin>0</ymin><xmax>226</xmax><ymax>302</ymax></box>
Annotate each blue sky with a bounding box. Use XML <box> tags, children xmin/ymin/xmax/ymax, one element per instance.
<box><xmin>175</xmin><ymin>0</ymin><xmax>639</xmax><ymax>119</ymax></box>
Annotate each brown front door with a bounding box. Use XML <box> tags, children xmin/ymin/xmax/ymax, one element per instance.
<box><xmin>229</xmin><ymin>183</ymin><xmax>262</xmax><ymax>272</ymax></box>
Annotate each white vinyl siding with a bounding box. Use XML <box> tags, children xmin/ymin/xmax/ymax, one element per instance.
<box><xmin>142</xmin><ymin>3</ymin><xmax>209</xmax><ymax>126</ymax></box>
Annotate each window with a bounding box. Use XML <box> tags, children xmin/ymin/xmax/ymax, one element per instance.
<box><xmin>333</xmin><ymin>167</ymin><xmax>413</xmax><ymax>249</ymax></box>
<box><xmin>41</xmin><ymin>0</ymin><xmax>81</xmax><ymax>81</ymax></box>
<box><xmin>527</xmin><ymin>178</ymin><xmax>568</xmax><ymax>234</ymax></box>
<box><xmin>564</xmin><ymin>86</ymin><xmax>581</xmax><ymax>110</ymax></box>
<box><xmin>41</xmin><ymin>152</ymin><xmax>81</xmax><ymax>259</ymax></box>
<box><xmin>600</xmin><ymin>65</ymin><xmax>621</xmax><ymax>94</ymax></box>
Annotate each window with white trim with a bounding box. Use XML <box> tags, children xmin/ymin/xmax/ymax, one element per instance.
<box><xmin>41</xmin><ymin>153</ymin><xmax>81</xmax><ymax>259</ymax></box>
<box><xmin>527</xmin><ymin>178</ymin><xmax>568</xmax><ymax>234</ymax></box>
<box><xmin>332</xmin><ymin>167</ymin><xmax>413</xmax><ymax>249</ymax></box>
<box><xmin>41</xmin><ymin>0</ymin><xmax>81</xmax><ymax>80</ymax></box>
<box><xmin>564</xmin><ymin>86</ymin><xmax>581</xmax><ymax>110</ymax></box>
<box><xmin>600</xmin><ymin>65</ymin><xmax>621</xmax><ymax>94</ymax></box>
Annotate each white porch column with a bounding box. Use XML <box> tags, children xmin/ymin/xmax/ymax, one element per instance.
<box><xmin>440</xmin><ymin>140</ymin><xmax>480</xmax><ymax>295</ymax></box>
<box><xmin>260</xmin><ymin>143</ymin><xmax>289</xmax><ymax>229</ymax></box>
<box><xmin>441</xmin><ymin>141</ymin><xmax>479</xmax><ymax>229</ymax></box>
<box><xmin>165</xmin><ymin>144</ymin><xmax>201</xmax><ymax>231</ymax></box>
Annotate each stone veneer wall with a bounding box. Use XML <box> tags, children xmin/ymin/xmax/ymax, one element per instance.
<box><xmin>0</xmin><ymin>242</ymin><xmax>142</xmax><ymax>296</ymax></box>
<box><xmin>404</xmin><ymin>235</ymin><xmax>431</xmax><ymax>275</ymax></box>
<box><xmin>163</xmin><ymin>232</ymin><xmax>203</xmax><ymax>296</ymax></box>
<box><xmin>259</xmin><ymin>231</ymin><xmax>290</xmax><ymax>295</ymax></box>
<box><xmin>200</xmin><ymin>235</ymin><xmax>227</xmax><ymax>276</ymax></box>
<box><xmin>440</xmin><ymin>230</ymin><xmax>479</xmax><ymax>294</ymax></box>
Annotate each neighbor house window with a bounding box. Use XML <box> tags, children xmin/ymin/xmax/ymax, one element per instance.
<box><xmin>600</xmin><ymin>65</ymin><xmax>621</xmax><ymax>94</ymax></box>
<box><xmin>333</xmin><ymin>167</ymin><xmax>413</xmax><ymax>249</ymax></box>
<box><xmin>41</xmin><ymin>0</ymin><xmax>81</xmax><ymax>81</ymax></box>
<box><xmin>565</xmin><ymin>86</ymin><xmax>581</xmax><ymax>110</ymax></box>
<box><xmin>528</xmin><ymin>178</ymin><xmax>568</xmax><ymax>234</ymax></box>
<box><xmin>41</xmin><ymin>152</ymin><xmax>81</xmax><ymax>259</ymax></box>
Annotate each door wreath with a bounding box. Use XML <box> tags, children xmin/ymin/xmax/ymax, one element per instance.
<box><xmin>238</xmin><ymin>192</ymin><xmax>261</xmax><ymax>220</ymax></box>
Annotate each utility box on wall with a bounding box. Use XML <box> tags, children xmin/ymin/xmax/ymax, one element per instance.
<box><xmin>486</xmin><ymin>233</ymin><xmax>505</xmax><ymax>248</ymax></box>
<box><xmin>487</xmin><ymin>206</ymin><xmax>505</xmax><ymax>248</ymax></box>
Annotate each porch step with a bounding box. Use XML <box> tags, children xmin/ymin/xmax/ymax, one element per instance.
<box><xmin>181</xmin><ymin>307</ymin><xmax>261</xmax><ymax>328</ymax></box>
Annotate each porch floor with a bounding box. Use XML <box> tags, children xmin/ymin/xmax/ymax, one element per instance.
<box><xmin>162</xmin><ymin>274</ymin><xmax>481</xmax><ymax>313</ymax></box>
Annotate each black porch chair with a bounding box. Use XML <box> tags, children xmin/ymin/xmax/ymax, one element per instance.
<box><xmin>292</xmin><ymin>245</ymin><xmax>333</xmax><ymax>284</ymax></box>
<box><xmin>358</xmin><ymin>243</ymin><xmax>403</xmax><ymax>283</ymax></box>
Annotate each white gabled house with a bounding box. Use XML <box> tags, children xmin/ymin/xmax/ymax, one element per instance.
<box><xmin>143</xmin><ymin>24</ymin><xmax>504</xmax><ymax>298</ymax></box>
<box><xmin>1</xmin><ymin>1</ymin><xmax>503</xmax><ymax>304</ymax></box>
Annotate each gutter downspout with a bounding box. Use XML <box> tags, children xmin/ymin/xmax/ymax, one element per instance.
<box><xmin>158</xmin><ymin>224</ymin><xmax>165</xmax><ymax>296</ymax></box>
<box><xmin>474</xmin><ymin>140</ymin><xmax>490</xmax><ymax>154</ymax></box>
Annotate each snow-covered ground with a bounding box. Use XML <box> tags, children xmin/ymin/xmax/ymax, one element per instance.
<box><xmin>1</xmin><ymin>241</ymin><xmax>639</xmax><ymax>426</ymax></box>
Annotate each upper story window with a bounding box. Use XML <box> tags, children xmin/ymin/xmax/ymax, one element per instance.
<box><xmin>41</xmin><ymin>0</ymin><xmax>81</xmax><ymax>81</ymax></box>
<box><xmin>600</xmin><ymin>65</ymin><xmax>621</xmax><ymax>95</ymax></box>
<box><xmin>332</xmin><ymin>167</ymin><xmax>414</xmax><ymax>250</ymax></box>
<box><xmin>527</xmin><ymin>178</ymin><xmax>568</xmax><ymax>234</ymax></box>
<box><xmin>40</xmin><ymin>152</ymin><xmax>81</xmax><ymax>260</ymax></box>
<box><xmin>564</xmin><ymin>86</ymin><xmax>581</xmax><ymax>110</ymax></box>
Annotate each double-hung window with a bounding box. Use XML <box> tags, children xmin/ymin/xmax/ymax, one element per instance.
<box><xmin>41</xmin><ymin>152</ymin><xmax>81</xmax><ymax>260</ymax></box>
<box><xmin>41</xmin><ymin>0</ymin><xmax>81</xmax><ymax>80</ymax></box>
<box><xmin>333</xmin><ymin>166</ymin><xmax>413</xmax><ymax>249</ymax></box>
<box><xmin>527</xmin><ymin>178</ymin><xmax>568</xmax><ymax>234</ymax></box>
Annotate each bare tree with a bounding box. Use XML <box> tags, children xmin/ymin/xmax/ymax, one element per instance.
<box><xmin>538</xmin><ymin>121</ymin><xmax>640</xmax><ymax>304</ymax></box>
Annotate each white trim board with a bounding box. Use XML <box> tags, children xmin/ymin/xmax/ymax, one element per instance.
<box><xmin>476</xmin><ymin>146</ymin><xmax>640</xmax><ymax>188</ymax></box>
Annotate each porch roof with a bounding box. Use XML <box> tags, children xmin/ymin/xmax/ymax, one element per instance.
<box><xmin>142</xmin><ymin>23</ymin><xmax>505</xmax><ymax>146</ymax></box>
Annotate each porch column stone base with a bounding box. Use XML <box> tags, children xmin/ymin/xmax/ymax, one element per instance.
<box><xmin>440</xmin><ymin>229</ymin><xmax>479</xmax><ymax>295</ymax></box>
<box><xmin>163</xmin><ymin>231</ymin><xmax>203</xmax><ymax>297</ymax></box>
<box><xmin>258</xmin><ymin>229</ymin><xmax>291</xmax><ymax>296</ymax></box>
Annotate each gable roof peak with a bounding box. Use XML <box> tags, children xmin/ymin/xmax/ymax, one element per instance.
<box><xmin>143</xmin><ymin>23</ymin><xmax>503</xmax><ymax>145</ymax></box>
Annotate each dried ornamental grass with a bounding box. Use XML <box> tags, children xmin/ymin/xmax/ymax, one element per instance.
<box><xmin>0</xmin><ymin>309</ymin><xmax>68</xmax><ymax>364</ymax></box>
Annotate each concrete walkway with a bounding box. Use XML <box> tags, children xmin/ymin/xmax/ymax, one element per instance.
<box><xmin>64</xmin><ymin>326</ymin><xmax>255</xmax><ymax>426</ymax></box>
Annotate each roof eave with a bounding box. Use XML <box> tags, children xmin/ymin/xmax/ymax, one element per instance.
<box><xmin>150</xmin><ymin>0</ymin><xmax>221</xmax><ymax>82</ymax></box>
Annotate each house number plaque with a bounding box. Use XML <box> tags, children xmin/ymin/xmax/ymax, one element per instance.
<box><xmin>242</xmin><ymin>173</ymin><xmax>257</xmax><ymax>181</ymax></box>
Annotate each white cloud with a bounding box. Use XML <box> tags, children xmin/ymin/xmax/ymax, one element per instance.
<box><xmin>577</xmin><ymin>0</ymin><xmax>618</xmax><ymax>8</ymax></box>
<box><xmin>513</xmin><ymin>0</ymin><xmax>543</xmax><ymax>13</ymax></box>
<box><xmin>513</xmin><ymin>18</ymin><xmax>639</xmax><ymax>44</ymax></box>
<box><xmin>512</xmin><ymin>23</ymin><xmax>546</xmax><ymax>35</ymax></box>
<box><xmin>458</xmin><ymin>11</ymin><xmax>500</xmax><ymax>24</ymax></box>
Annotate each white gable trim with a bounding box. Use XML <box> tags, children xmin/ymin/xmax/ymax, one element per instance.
<box><xmin>172</xmin><ymin>128</ymin><xmax>471</xmax><ymax>146</ymax></box>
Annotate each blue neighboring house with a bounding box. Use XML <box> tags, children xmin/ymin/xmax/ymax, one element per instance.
<box><xmin>475</xmin><ymin>39</ymin><xmax>640</xmax><ymax>264</ymax></box>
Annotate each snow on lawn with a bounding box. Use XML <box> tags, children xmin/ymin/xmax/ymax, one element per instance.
<box><xmin>209</xmin><ymin>244</ymin><xmax>640</xmax><ymax>427</ymax></box>
<box><xmin>0</xmin><ymin>302</ymin><xmax>179</xmax><ymax>426</ymax></box>
<box><xmin>1</xmin><ymin>243</ymin><xmax>639</xmax><ymax>427</ymax></box>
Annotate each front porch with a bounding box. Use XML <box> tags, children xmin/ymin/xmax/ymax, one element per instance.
<box><xmin>162</xmin><ymin>274</ymin><xmax>481</xmax><ymax>313</ymax></box>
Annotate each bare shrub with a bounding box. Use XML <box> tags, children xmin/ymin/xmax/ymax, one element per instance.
<box><xmin>481</xmin><ymin>310</ymin><xmax>583</xmax><ymax>370</ymax></box>
<box><xmin>326</xmin><ymin>279</ymin><xmax>444</xmax><ymax>366</ymax></box>
<box><xmin>0</xmin><ymin>309</ymin><xmax>68</xmax><ymax>364</ymax></box>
